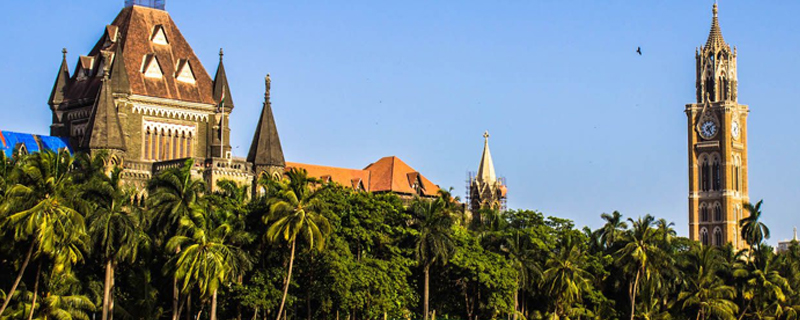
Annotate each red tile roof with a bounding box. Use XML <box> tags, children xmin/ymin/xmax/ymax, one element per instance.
<box><xmin>287</xmin><ymin>156</ymin><xmax>440</xmax><ymax>197</ymax></box>
<box><xmin>66</xmin><ymin>6</ymin><xmax>215</xmax><ymax>105</ymax></box>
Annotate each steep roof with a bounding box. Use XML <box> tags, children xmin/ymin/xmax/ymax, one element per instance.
<box><xmin>476</xmin><ymin>131</ymin><xmax>497</xmax><ymax>184</ymax></box>
<box><xmin>213</xmin><ymin>49</ymin><xmax>234</xmax><ymax>110</ymax></box>
<box><xmin>82</xmin><ymin>52</ymin><xmax>126</xmax><ymax>151</ymax></box>
<box><xmin>247</xmin><ymin>75</ymin><xmax>284</xmax><ymax>167</ymax></box>
<box><xmin>363</xmin><ymin>156</ymin><xmax>440</xmax><ymax>196</ymax></box>
<box><xmin>48</xmin><ymin>49</ymin><xmax>70</xmax><ymax>107</ymax></box>
<box><xmin>64</xmin><ymin>5</ymin><xmax>215</xmax><ymax>105</ymax></box>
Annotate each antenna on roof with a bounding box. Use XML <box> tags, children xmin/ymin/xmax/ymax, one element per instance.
<box><xmin>125</xmin><ymin>0</ymin><xmax>165</xmax><ymax>10</ymax></box>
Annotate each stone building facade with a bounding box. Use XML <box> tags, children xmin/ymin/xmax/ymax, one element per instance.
<box><xmin>686</xmin><ymin>4</ymin><xmax>750</xmax><ymax>249</ymax></box>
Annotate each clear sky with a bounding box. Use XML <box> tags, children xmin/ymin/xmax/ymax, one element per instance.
<box><xmin>1</xmin><ymin>1</ymin><xmax>798</xmax><ymax>244</ymax></box>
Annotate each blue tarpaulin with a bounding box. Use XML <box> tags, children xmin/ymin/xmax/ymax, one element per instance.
<box><xmin>0</xmin><ymin>131</ymin><xmax>72</xmax><ymax>158</ymax></box>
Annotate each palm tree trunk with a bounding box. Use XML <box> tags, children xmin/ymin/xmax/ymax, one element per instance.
<box><xmin>424</xmin><ymin>264</ymin><xmax>430</xmax><ymax>320</ymax></box>
<box><xmin>0</xmin><ymin>240</ymin><xmax>35</xmax><ymax>316</ymax></box>
<box><xmin>173</xmin><ymin>245</ymin><xmax>182</xmax><ymax>320</ymax></box>
<box><xmin>102</xmin><ymin>259</ymin><xmax>113</xmax><ymax>320</ymax></box>
<box><xmin>512</xmin><ymin>288</ymin><xmax>518</xmax><ymax>320</ymax></box>
<box><xmin>26</xmin><ymin>260</ymin><xmax>41</xmax><ymax>320</ymax></box>
<box><xmin>110</xmin><ymin>266</ymin><xmax>116</xmax><ymax>320</ymax></box>
<box><xmin>210</xmin><ymin>289</ymin><xmax>218</xmax><ymax>320</ymax></box>
<box><xmin>275</xmin><ymin>239</ymin><xmax>296</xmax><ymax>320</ymax></box>
<box><xmin>629</xmin><ymin>269</ymin><xmax>641</xmax><ymax>320</ymax></box>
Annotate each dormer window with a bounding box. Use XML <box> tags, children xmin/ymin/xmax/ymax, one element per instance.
<box><xmin>77</xmin><ymin>56</ymin><xmax>95</xmax><ymax>80</ymax></box>
<box><xmin>175</xmin><ymin>59</ymin><xmax>195</xmax><ymax>84</ymax></box>
<box><xmin>103</xmin><ymin>25</ymin><xmax>119</xmax><ymax>48</ymax></box>
<box><xmin>141</xmin><ymin>53</ymin><xmax>163</xmax><ymax>79</ymax></box>
<box><xmin>151</xmin><ymin>24</ymin><xmax>169</xmax><ymax>45</ymax></box>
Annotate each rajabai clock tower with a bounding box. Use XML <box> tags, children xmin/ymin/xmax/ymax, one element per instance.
<box><xmin>686</xmin><ymin>4</ymin><xmax>749</xmax><ymax>249</ymax></box>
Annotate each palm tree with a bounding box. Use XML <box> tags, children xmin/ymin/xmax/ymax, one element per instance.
<box><xmin>543</xmin><ymin>243</ymin><xmax>593</xmax><ymax>319</ymax></box>
<box><xmin>410</xmin><ymin>196</ymin><xmax>455</xmax><ymax>320</ymax></box>
<box><xmin>265</xmin><ymin>168</ymin><xmax>331</xmax><ymax>320</ymax></box>
<box><xmin>83</xmin><ymin>164</ymin><xmax>149</xmax><ymax>320</ymax></box>
<box><xmin>0</xmin><ymin>150</ymin><xmax>86</xmax><ymax>317</ymax></box>
<box><xmin>678</xmin><ymin>245</ymin><xmax>738</xmax><ymax>320</ymax></box>
<box><xmin>167</xmin><ymin>203</ymin><xmax>251</xmax><ymax>320</ymax></box>
<box><xmin>740</xmin><ymin>200</ymin><xmax>770</xmax><ymax>251</ymax></box>
<box><xmin>616</xmin><ymin>215</ymin><xmax>667</xmax><ymax>320</ymax></box>
<box><xmin>147</xmin><ymin>159</ymin><xmax>206</xmax><ymax>320</ymax></box>
<box><xmin>599</xmin><ymin>211</ymin><xmax>627</xmax><ymax>250</ymax></box>
<box><xmin>734</xmin><ymin>247</ymin><xmax>790</xmax><ymax>319</ymax></box>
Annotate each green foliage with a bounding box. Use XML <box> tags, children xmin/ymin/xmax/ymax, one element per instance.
<box><xmin>0</xmin><ymin>153</ymin><xmax>796</xmax><ymax>320</ymax></box>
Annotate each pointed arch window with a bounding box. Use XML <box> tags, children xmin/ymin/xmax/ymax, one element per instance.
<box><xmin>700</xmin><ymin>203</ymin><xmax>709</xmax><ymax>222</ymax></box>
<box><xmin>714</xmin><ymin>203</ymin><xmax>722</xmax><ymax>222</ymax></box>
<box><xmin>700</xmin><ymin>155</ymin><xmax>710</xmax><ymax>192</ymax></box>
<box><xmin>713</xmin><ymin>228</ymin><xmax>723</xmax><ymax>246</ymax></box>
<box><xmin>712</xmin><ymin>154</ymin><xmax>721</xmax><ymax>191</ymax></box>
<box><xmin>701</xmin><ymin>228</ymin><xmax>709</xmax><ymax>246</ymax></box>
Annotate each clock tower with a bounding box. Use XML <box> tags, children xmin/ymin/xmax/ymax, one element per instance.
<box><xmin>686</xmin><ymin>4</ymin><xmax>749</xmax><ymax>249</ymax></box>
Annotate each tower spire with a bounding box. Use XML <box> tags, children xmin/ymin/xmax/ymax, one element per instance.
<box><xmin>48</xmin><ymin>48</ymin><xmax>70</xmax><ymax>108</ymax></box>
<box><xmin>705</xmin><ymin>3</ymin><xmax>727</xmax><ymax>50</ymax></box>
<box><xmin>213</xmin><ymin>48</ymin><xmax>234</xmax><ymax>110</ymax></box>
<box><xmin>247</xmin><ymin>73</ymin><xmax>285</xmax><ymax>170</ymax></box>
<box><xmin>477</xmin><ymin>131</ymin><xmax>496</xmax><ymax>184</ymax></box>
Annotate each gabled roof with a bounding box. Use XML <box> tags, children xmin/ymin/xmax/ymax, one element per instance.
<box><xmin>63</xmin><ymin>5</ymin><xmax>215</xmax><ymax>105</ymax></box>
<box><xmin>0</xmin><ymin>131</ymin><xmax>71</xmax><ymax>158</ymax></box>
<box><xmin>363</xmin><ymin>156</ymin><xmax>440</xmax><ymax>196</ymax></box>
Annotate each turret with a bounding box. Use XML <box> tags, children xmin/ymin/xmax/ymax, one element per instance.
<box><xmin>247</xmin><ymin>74</ymin><xmax>285</xmax><ymax>180</ymax></box>
<box><xmin>696</xmin><ymin>3</ymin><xmax>737</xmax><ymax>103</ymax></box>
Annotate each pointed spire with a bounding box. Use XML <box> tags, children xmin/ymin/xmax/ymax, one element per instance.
<box><xmin>477</xmin><ymin>131</ymin><xmax>496</xmax><ymax>184</ymax></box>
<box><xmin>109</xmin><ymin>41</ymin><xmax>130</xmax><ymax>95</ymax></box>
<box><xmin>794</xmin><ymin>227</ymin><xmax>798</xmax><ymax>242</ymax></box>
<box><xmin>705</xmin><ymin>3</ymin><xmax>727</xmax><ymax>49</ymax></box>
<box><xmin>82</xmin><ymin>51</ymin><xmax>126</xmax><ymax>151</ymax></box>
<box><xmin>247</xmin><ymin>73</ymin><xmax>284</xmax><ymax>168</ymax></box>
<box><xmin>48</xmin><ymin>48</ymin><xmax>70</xmax><ymax>108</ymax></box>
<box><xmin>213</xmin><ymin>48</ymin><xmax>234</xmax><ymax>110</ymax></box>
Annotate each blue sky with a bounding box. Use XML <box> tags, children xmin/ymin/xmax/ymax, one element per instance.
<box><xmin>1</xmin><ymin>1</ymin><xmax>798</xmax><ymax>243</ymax></box>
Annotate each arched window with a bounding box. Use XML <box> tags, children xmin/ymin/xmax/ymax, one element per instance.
<box><xmin>719</xmin><ymin>74</ymin><xmax>728</xmax><ymax>101</ymax></box>
<box><xmin>701</xmin><ymin>228</ymin><xmax>709</xmax><ymax>246</ymax></box>
<box><xmin>186</xmin><ymin>133</ymin><xmax>193</xmax><ymax>158</ymax></box>
<box><xmin>713</xmin><ymin>228</ymin><xmax>723</xmax><ymax>246</ymax></box>
<box><xmin>700</xmin><ymin>203</ymin><xmax>709</xmax><ymax>222</ymax></box>
<box><xmin>700</xmin><ymin>155</ymin><xmax>710</xmax><ymax>192</ymax></box>
<box><xmin>714</xmin><ymin>203</ymin><xmax>722</xmax><ymax>222</ymax></box>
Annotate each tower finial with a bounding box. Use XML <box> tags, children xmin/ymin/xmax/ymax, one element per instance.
<box><xmin>61</xmin><ymin>48</ymin><xmax>67</xmax><ymax>58</ymax></box>
<box><xmin>219</xmin><ymin>48</ymin><xmax>224</xmax><ymax>61</ymax></box>
<box><xmin>265</xmin><ymin>73</ymin><xmax>271</xmax><ymax>99</ymax></box>
<box><xmin>483</xmin><ymin>130</ymin><xmax>490</xmax><ymax>140</ymax></box>
<box><xmin>713</xmin><ymin>2</ymin><xmax>718</xmax><ymax>17</ymax></box>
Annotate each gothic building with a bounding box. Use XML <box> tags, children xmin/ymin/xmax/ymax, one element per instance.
<box><xmin>686</xmin><ymin>4</ymin><xmax>749</xmax><ymax>249</ymax></box>
<box><xmin>468</xmin><ymin>131</ymin><xmax>507</xmax><ymax>212</ymax></box>
<box><xmin>41</xmin><ymin>0</ymin><xmax>441</xmax><ymax>198</ymax></box>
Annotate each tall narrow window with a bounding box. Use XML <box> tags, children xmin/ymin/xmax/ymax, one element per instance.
<box><xmin>701</xmin><ymin>228</ymin><xmax>709</xmax><ymax>246</ymax></box>
<box><xmin>712</xmin><ymin>155</ymin><xmax>721</xmax><ymax>191</ymax></box>
<box><xmin>714</xmin><ymin>204</ymin><xmax>722</xmax><ymax>222</ymax></box>
<box><xmin>171</xmin><ymin>131</ymin><xmax>177</xmax><ymax>159</ymax></box>
<box><xmin>701</xmin><ymin>157</ymin><xmax>710</xmax><ymax>192</ymax></box>
<box><xmin>701</xmin><ymin>205</ymin><xmax>709</xmax><ymax>222</ymax></box>
<box><xmin>144</xmin><ymin>129</ymin><xmax>151</xmax><ymax>160</ymax></box>
<box><xmin>186</xmin><ymin>133</ymin><xmax>193</xmax><ymax>157</ymax></box>
<box><xmin>714</xmin><ymin>228</ymin><xmax>723</xmax><ymax>246</ymax></box>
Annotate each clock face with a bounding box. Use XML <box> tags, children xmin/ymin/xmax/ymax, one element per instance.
<box><xmin>700</xmin><ymin>120</ymin><xmax>717</xmax><ymax>139</ymax></box>
<box><xmin>732</xmin><ymin>121</ymin><xmax>741</xmax><ymax>139</ymax></box>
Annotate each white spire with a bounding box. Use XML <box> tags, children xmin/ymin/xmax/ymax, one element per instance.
<box><xmin>794</xmin><ymin>226</ymin><xmax>798</xmax><ymax>241</ymax></box>
<box><xmin>477</xmin><ymin>131</ymin><xmax>496</xmax><ymax>184</ymax></box>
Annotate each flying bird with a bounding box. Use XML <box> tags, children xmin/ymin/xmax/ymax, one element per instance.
<box><xmin>636</xmin><ymin>47</ymin><xmax>642</xmax><ymax>55</ymax></box>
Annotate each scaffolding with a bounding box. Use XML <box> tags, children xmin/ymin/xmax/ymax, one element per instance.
<box><xmin>465</xmin><ymin>171</ymin><xmax>507</xmax><ymax>212</ymax></box>
<box><xmin>125</xmin><ymin>0</ymin><xmax>166</xmax><ymax>10</ymax></box>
